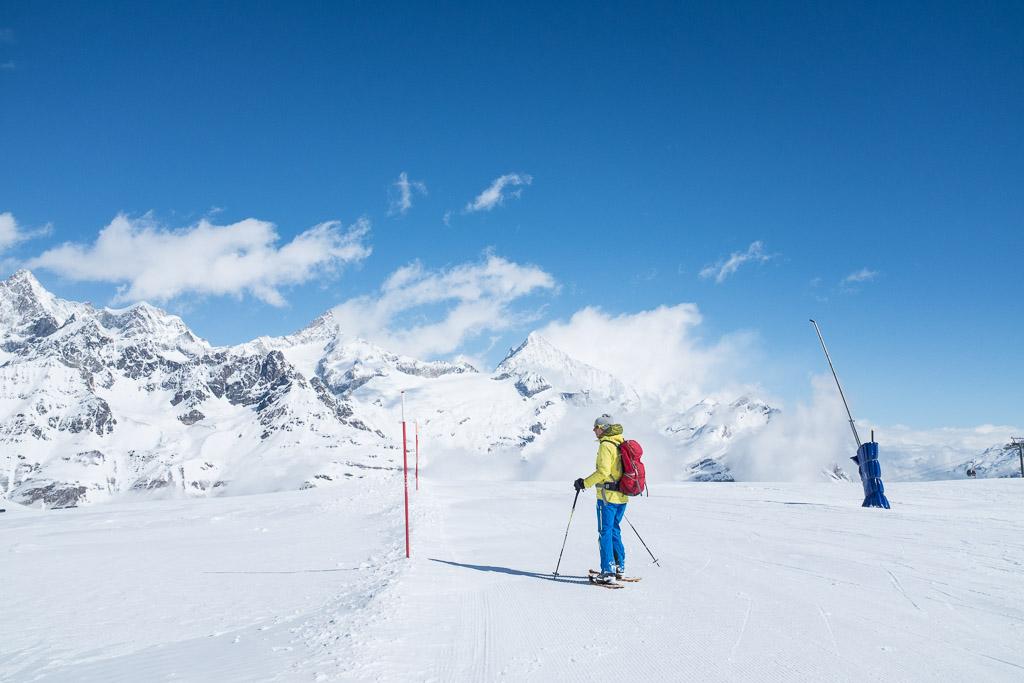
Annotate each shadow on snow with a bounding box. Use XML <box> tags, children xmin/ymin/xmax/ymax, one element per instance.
<box><xmin>429</xmin><ymin>559</ymin><xmax>590</xmax><ymax>584</ymax></box>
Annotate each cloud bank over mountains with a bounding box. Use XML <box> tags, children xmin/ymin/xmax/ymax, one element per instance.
<box><xmin>537</xmin><ymin>304</ymin><xmax>759</xmax><ymax>407</ymax></box>
<box><xmin>331</xmin><ymin>254</ymin><xmax>556</xmax><ymax>359</ymax></box>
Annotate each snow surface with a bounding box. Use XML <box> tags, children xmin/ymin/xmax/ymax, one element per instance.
<box><xmin>3</xmin><ymin>477</ymin><xmax>1023</xmax><ymax>681</ymax></box>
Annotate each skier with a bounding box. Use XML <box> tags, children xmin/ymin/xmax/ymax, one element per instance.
<box><xmin>574</xmin><ymin>414</ymin><xmax>627</xmax><ymax>585</ymax></box>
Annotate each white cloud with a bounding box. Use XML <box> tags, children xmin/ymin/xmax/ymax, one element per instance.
<box><xmin>699</xmin><ymin>241</ymin><xmax>774</xmax><ymax>284</ymax></box>
<box><xmin>28</xmin><ymin>214</ymin><xmax>371</xmax><ymax>306</ymax></box>
<box><xmin>537</xmin><ymin>304</ymin><xmax>757</xmax><ymax>405</ymax></box>
<box><xmin>838</xmin><ymin>267</ymin><xmax>879</xmax><ymax>293</ymax></box>
<box><xmin>0</xmin><ymin>212</ymin><xmax>51</xmax><ymax>251</ymax></box>
<box><xmin>388</xmin><ymin>172</ymin><xmax>427</xmax><ymax>216</ymax></box>
<box><xmin>331</xmin><ymin>253</ymin><xmax>556</xmax><ymax>358</ymax></box>
<box><xmin>0</xmin><ymin>213</ymin><xmax>23</xmax><ymax>250</ymax></box>
<box><xmin>464</xmin><ymin>173</ymin><xmax>532</xmax><ymax>213</ymax></box>
<box><xmin>727</xmin><ymin>374</ymin><xmax>853</xmax><ymax>481</ymax></box>
<box><xmin>841</xmin><ymin>268</ymin><xmax>878</xmax><ymax>286</ymax></box>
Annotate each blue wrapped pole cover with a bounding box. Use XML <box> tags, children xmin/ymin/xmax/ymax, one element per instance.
<box><xmin>850</xmin><ymin>441</ymin><xmax>890</xmax><ymax>509</ymax></box>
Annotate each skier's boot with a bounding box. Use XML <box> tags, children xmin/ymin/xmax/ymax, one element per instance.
<box><xmin>615</xmin><ymin>565</ymin><xmax>625</xmax><ymax>580</ymax></box>
<box><xmin>592</xmin><ymin>571</ymin><xmax>618</xmax><ymax>585</ymax></box>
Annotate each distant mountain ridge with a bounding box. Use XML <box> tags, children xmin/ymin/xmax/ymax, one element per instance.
<box><xmin>1</xmin><ymin>270</ymin><xmax>1005</xmax><ymax>507</ymax></box>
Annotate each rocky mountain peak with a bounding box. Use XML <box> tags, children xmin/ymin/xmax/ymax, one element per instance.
<box><xmin>2</xmin><ymin>269</ymin><xmax>49</xmax><ymax>305</ymax></box>
<box><xmin>6</xmin><ymin>268</ymin><xmax>43</xmax><ymax>288</ymax></box>
<box><xmin>98</xmin><ymin>302</ymin><xmax>206</xmax><ymax>350</ymax></box>
<box><xmin>1</xmin><ymin>269</ymin><xmax>86</xmax><ymax>341</ymax></box>
<box><xmin>302</xmin><ymin>310</ymin><xmax>340</xmax><ymax>337</ymax></box>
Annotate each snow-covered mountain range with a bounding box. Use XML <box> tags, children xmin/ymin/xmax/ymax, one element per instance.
<box><xmin>0</xmin><ymin>270</ymin><xmax>1013</xmax><ymax>507</ymax></box>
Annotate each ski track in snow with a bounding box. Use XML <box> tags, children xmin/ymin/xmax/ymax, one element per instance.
<box><xmin>729</xmin><ymin>595</ymin><xmax>753</xmax><ymax>662</ymax></box>
<box><xmin>886</xmin><ymin>568</ymin><xmax>922</xmax><ymax>612</ymax></box>
<box><xmin>3</xmin><ymin>479</ymin><xmax>1024</xmax><ymax>681</ymax></box>
<box><xmin>818</xmin><ymin>605</ymin><xmax>840</xmax><ymax>658</ymax></box>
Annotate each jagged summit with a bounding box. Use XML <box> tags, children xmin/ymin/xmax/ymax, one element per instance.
<box><xmin>286</xmin><ymin>309</ymin><xmax>342</xmax><ymax>345</ymax></box>
<box><xmin>98</xmin><ymin>301</ymin><xmax>207</xmax><ymax>349</ymax></box>
<box><xmin>497</xmin><ymin>332</ymin><xmax>572</xmax><ymax>372</ymax></box>
<box><xmin>495</xmin><ymin>331</ymin><xmax>637</xmax><ymax>406</ymax></box>
<box><xmin>6</xmin><ymin>268</ymin><xmax>43</xmax><ymax>287</ymax></box>
<box><xmin>2</xmin><ymin>269</ymin><xmax>54</xmax><ymax>304</ymax></box>
<box><xmin>1</xmin><ymin>268</ymin><xmax>88</xmax><ymax>341</ymax></box>
<box><xmin>495</xmin><ymin>332</ymin><xmax>565</xmax><ymax>370</ymax></box>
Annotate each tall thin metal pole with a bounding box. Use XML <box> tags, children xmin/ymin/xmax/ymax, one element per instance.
<box><xmin>1013</xmin><ymin>438</ymin><xmax>1024</xmax><ymax>479</ymax></box>
<box><xmin>810</xmin><ymin>319</ymin><xmax>862</xmax><ymax>450</ymax></box>
<box><xmin>401</xmin><ymin>391</ymin><xmax>410</xmax><ymax>558</ymax></box>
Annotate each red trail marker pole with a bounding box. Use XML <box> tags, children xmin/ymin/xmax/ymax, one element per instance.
<box><xmin>401</xmin><ymin>391</ymin><xmax>410</xmax><ymax>558</ymax></box>
<box><xmin>415</xmin><ymin>421</ymin><xmax>419</xmax><ymax>491</ymax></box>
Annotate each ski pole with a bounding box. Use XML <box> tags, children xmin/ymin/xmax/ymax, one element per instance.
<box><xmin>553</xmin><ymin>489</ymin><xmax>581</xmax><ymax>576</ymax></box>
<box><xmin>624</xmin><ymin>515</ymin><xmax>660</xmax><ymax>566</ymax></box>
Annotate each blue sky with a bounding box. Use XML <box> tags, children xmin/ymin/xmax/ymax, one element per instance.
<box><xmin>1</xmin><ymin>1</ymin><xmax>1021</xmax><ymax>428</ymax></box>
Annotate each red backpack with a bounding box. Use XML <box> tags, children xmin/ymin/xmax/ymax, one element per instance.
<box><xmin>605</xmin><ymin>438</ymin><xmax>647</xmax><ymax>496</ymax></box>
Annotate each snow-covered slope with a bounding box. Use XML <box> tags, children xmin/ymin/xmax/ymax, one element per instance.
<box><xmin>2</xmin><ymin>478</ymin><xmax>1022</xmax><ymax>681</ymax></box>
<box><xmin>887</xmin><ymin>441</ymin><xmax>1024</xmax><ymax>481</ymax></box>
<box><xmin>966</xmin><ymin>443</ymin><xmax>1023</xmax><ymax>478</ymax></box>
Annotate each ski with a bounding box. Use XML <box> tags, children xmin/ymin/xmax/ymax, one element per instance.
<box><xmin>589</xmin><ymin>569</ymin><xmax>641</xmax><ymax>582</ymax></box>
<box><xmin>588</xmin><ymin>575</ymin><xmax>624</xmax><ymax>589</ymax></box>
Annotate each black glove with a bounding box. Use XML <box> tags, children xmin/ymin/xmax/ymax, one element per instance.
<box><xmin>574</xmin><ymin>478</ymin><xmax>585</xmax><ymax>492</ymax></box>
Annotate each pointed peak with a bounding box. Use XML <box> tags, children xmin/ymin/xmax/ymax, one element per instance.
<box><xmin>7</xmin><ymin>268</ymin><xmax>41</xmax><ymax>284</ymax></box>
<box><xmin>524</xmin><ymin>331</ymin><xmax>554</xmax><ymax>346</ymax></box>
<box><xmin>287</xmin><ymin>309</ymin><xmax>341</xmax><ymax>344</ymax></box>
<box><xmin>304</xmin><ymin>309</ymin><xmax>339</xmax><ymax>333</ymax></box>
<box><xmin>498</xmin><ymin>331</ymin><xmax>557</xmax><ymax>366</ymax></box>
<box><xmin>1</xmin><ymin>268</ymin><xmax>62</xmax><ymax>311</ymax></box>
<box><xmin>4</xmin><ymin>268</ymin><xmax>47</xmax><ymax>293</ymax></box>
<box><xmin>0</xmin><ymin>269</ymin><xmax>87</xmax><ymax>336</ymax></box>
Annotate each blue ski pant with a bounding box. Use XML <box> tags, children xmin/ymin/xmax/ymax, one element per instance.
<box><xmin>596</xmin><ymin>499</ymin><xmax>626</xmax><ymax>573</ymax></box>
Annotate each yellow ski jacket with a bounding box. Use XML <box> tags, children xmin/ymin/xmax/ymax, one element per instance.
<box><xmin>583</xmin><ymin>433</ymin><xmax>628</xmax><ymax>504</ymax></box>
